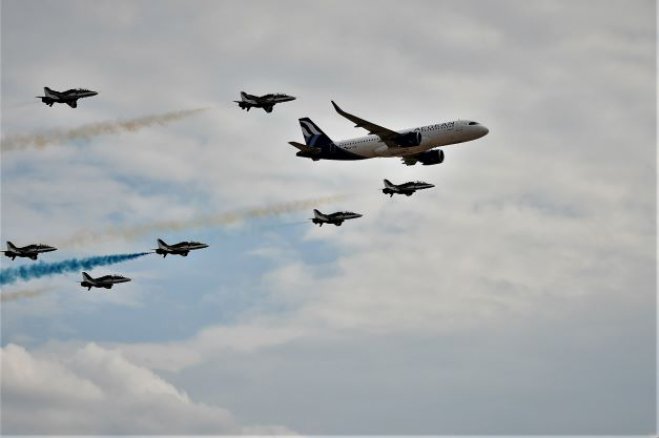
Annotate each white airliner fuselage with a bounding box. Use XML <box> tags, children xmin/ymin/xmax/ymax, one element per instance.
<box><xmin>334</xmin><ymin>120</ymin><xmax>487</xmax><ymax>158</ymax></box>
<box><xmin>290</xmin><ymin>102</ymin><xmax>489</xmax><ymax>165</ymax></box>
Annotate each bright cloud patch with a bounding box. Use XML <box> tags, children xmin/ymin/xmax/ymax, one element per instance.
<box><xmin>0</xmin><ymin>343</ymin><xmax>293</xmax><ymax>435</ymax></box>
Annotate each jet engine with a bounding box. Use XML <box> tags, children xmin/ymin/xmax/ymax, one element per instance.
<box><xmin>396</xmin><ymin>131</ymin><xmax>422</xmax><ymax>147</ymax></box>
<box><xmin>417</xmin><ymin>149</ymin><xmax>444</xmax><ymax>165</ymax></box>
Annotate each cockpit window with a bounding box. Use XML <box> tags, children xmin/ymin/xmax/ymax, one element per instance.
<box><xmin>468</xmin><ymin>121</ymin><xmax>479</xmax><ymax>125</ymax></box>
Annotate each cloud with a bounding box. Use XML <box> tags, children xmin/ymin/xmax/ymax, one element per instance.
<box><xmin>1</xmin><ymin>0</ymin><xmax>655</xmax><ymax>434</ymax></box>
<box><xmin>0</xmin><ymin>343</ymin><xmax>294</xmax><ymax>434</ymax></box>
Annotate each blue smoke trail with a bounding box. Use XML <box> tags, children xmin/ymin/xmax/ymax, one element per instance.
<box><xmin>0</xmin><ymin>252</ymin><xmax>150</xmax><ymax>286</ymax></box>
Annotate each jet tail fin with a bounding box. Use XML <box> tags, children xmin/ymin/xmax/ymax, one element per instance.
<box><xmin>157</xmin><ymin>239</ymin><xmax>168</xmax><ymax>249</ymax></box>
<box><xmin>240</xmin><ymin>91</ymin><xmax>248</xmax><ymax>100</ymax></box>
<box><xmin>44</xmin><ymin>87</ymin><xmax>58</xmax><ymax>98</ymax></box>
<box><xmin>7</xmin><ymin>241</ymin><xmax>18</xmax><ymax>251</ymax></box>
<box><xmin>383</xmin><ymin>179</ymin><xmax>394</xmax><ymax>188</ymax></box>
<box><xmin>82</xmin><ymin>272</ymin><xmax>93</xmax><ymax>282</ymax></box>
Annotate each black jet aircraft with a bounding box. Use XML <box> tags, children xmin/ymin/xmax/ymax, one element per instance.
<box><xmin>382</xmin><ymin>179</ymin><xmax>435</xmax><ymax>197</ymax></box>
<box><xmin>2</xmin><ymin>241</ymin><xmax>57</xmax><ymax>260</ymax></box>
<box><xmin>234</xmin><ymin>91</ymin><xmax>295</xmax><ymax>113</ymax></box>
<box><xmin>80</xmin><ymin>272</ymin><xmax>131</xmax><ymax>291</ymax></box>
<box><xmin>37</xmin><ymin>86</ymin><xmax>98</xmax><ymax>108</ymax></box>
<box><xmin>154</xmin><ymin>238</ymin><xmax>209</xmax><ymax>258</ymax></box>
<box><xmin>311</xmin><ymin>209</ymin><xmax>362</xmax><ymax>227</ymax></box>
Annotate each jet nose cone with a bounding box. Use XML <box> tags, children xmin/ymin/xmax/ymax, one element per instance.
<box><xmin>481</xmin><ymin>125</ymin><xmax>489</xmax><ymax>136</ymax></box>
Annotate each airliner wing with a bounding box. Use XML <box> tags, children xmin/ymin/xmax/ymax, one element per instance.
<box><xmin>331</xmin><ymin>101</ymin><xmax>399</xmax><ymax>141</ymax></box>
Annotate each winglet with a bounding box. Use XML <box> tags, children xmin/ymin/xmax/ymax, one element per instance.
<box><xmin>330</xmin><ymin>100</ymin><xmax>375</xmax><ymax>131</ymax></box>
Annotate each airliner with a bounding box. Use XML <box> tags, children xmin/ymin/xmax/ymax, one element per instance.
<box><xmin>289</xmin><ymin>101</ymin><xmax>488</xmax><ymax>165</ymax></box>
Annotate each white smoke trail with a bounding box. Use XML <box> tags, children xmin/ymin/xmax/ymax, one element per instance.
<box><xmin>0</xmin><ymin>288</ymin><xmax>48</xmax><ymax>303</ymax></box>
<box><xmin>57</xmin><ymin>195</ymin><xmax>347</xmax><ymax>248</ymax></box>
<box><xmin>1</xmin><ymin>108</ymin><xmax>207</xmax><ymax>151</ymax></box>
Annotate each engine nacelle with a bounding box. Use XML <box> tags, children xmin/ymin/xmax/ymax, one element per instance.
<box><xmin>396</xmin><ymin>131</ymin><xmax>422</xmax><ymax>147</ymax></box>
<box><xmin>417</xmin><ymin>149</ymin><xmax>444</xmax><ymax>165</ymax></box>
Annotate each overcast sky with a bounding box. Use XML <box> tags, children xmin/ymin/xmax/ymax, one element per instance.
<box><xmin>1</xmin><ymin>0</ymin><xmax>656</xmax><ymax>435</ymax></box>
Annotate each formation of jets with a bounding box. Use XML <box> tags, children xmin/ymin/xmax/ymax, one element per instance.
<box><xmin>2</xmin><ymin>241</ymin><xmax>57</xmax><ymax>260</ymax></box>
<box><xmin>234</xmin><ymin>91</ymin><xmax>296</xmax><ymax>113</ymax></box>
<box><xmin>3</xmin><ymin>237</ymin><xmax>209</xmax><ymax>292</ymax></box>
<box><xmin>17</xmin><ymin>85</ymin><xmax>489</xmax><ymax>291</ymax></box>
<box><xmin>76</xmin><ymin>239</ymin><xmax>209</xmax><ymax>291</ymax></box>
<box><xmin>37</xmin><ymin>86</ymin><xmax>98</xmax><ymax>108</ymax></box>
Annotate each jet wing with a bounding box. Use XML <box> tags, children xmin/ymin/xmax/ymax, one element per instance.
<box><xmin>66</xmin><ymin>101</ymin><xmax>77</xmax><ymax>108</ymax></box>
<box><xmin>331</xmin><ymin>101</ymin><xmax>399</xmax><ymax>146</ymax></box>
